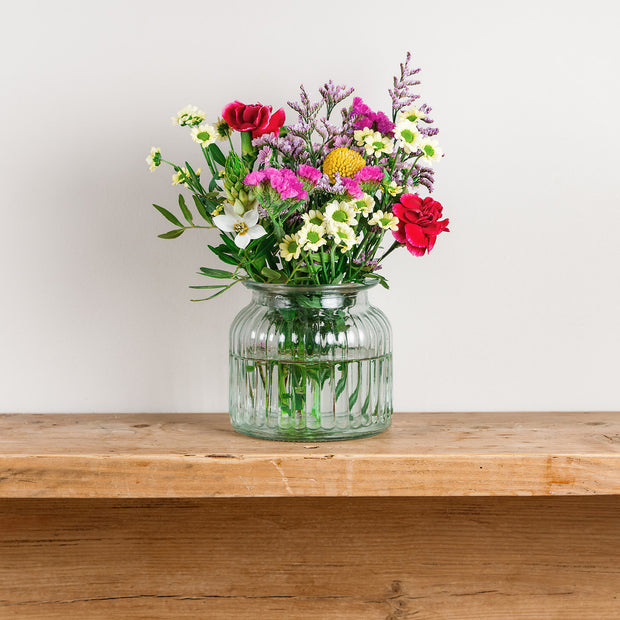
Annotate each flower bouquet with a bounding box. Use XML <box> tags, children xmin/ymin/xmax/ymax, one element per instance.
<box><xmin>147</xmin><ymin>52</ymin><xmax>449</xmax><ymax>441</ymax></box>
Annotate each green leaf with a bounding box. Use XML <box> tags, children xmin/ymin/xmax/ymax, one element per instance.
<box><xmin>261</xmin><ymin>267</ymin><xmax>286</xmax><ymax>283</ymax></box>
<box><xmin>193</xmin><ymin>195</ymin><xmax>211</xmax><ymax>221</ymax></box>
<box><xmin>178</xmin><ymin>194</ymin><xmax>193</xmax><ymax>225</ymax></box>
<box><xmin>198</xmin><ymin>267</ymin><xmax>235</xmax><ymax>279</ymax></box>
<box><xmin>158</xmin><ymin>228</ymin><xmax>184</xmax><ymax>239</ymax></box>
<box><xmin>208</xmin><ymin>143</ymin><xmax>226</xmax><ymax>166</ymax></box>
<box><xmin>188</xmin><ymin>284</ymin><xmax>227</xmax><ymax>289</ymax></box>
<box><xmin>152</xmin><ymin>204</ymin><xmax>183</xmax><ymax>228</ymax></box>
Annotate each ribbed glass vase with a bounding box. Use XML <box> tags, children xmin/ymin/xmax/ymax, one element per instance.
<box><xmin>229</xmin><ymin>282</ymin><xmax>392</xmax><ymax>441</ymax></box>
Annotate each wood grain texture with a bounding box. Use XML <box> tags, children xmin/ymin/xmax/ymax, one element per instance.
<box><xmin>1</xmin><ymin>497</ymin><xmax>620</xmax><ymax>619</ymax></box>
<box><xmin>1</xmin><ymin>413</ymin><xmax>620</xmax><ymax>498</ymax></box>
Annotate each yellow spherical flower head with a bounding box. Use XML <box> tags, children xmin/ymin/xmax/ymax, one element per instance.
<box><xmin>297</xmin><ymin>223</ymin><xmax>327</xmax><ymax>252</ymax></box>
<box><xmin>279</xmin><ymin>234</ymin><xmax>302</xmax><ymax>262</ymax></box>
<box><xmin>322</xmin><ymin>147</ymin><xmax>365</xmax><ymax>183</ymax></box>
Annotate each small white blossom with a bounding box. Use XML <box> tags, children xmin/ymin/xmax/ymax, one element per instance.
<box><xmin>172</xmin><ymin>104</ymin><xmax>206</xmax><ymax>127</ymax></box>
<box><xmin>418</xmin><ymin>138</ymin><xmax>443</xmax><ymax>165</ymax></box>
<box><xmin>191</xmin><ymin>123</ymin><xmax>218</xmax><ymax>146</ymax></box>
<box><xmin>213</xmin><ymin>205</ymin><xmax>266</xmax><ymax>249</ymax></box>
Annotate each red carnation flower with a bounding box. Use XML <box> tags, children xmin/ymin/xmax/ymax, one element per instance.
<box><xmin>392</xmin><ymin>193</ymin><xmax>449</xmax><ymax>256</ymax></box>
<box><xmin>222</xmin><ymin>101</ymin><xmax>285</xmax><ymax>139</ymax></box>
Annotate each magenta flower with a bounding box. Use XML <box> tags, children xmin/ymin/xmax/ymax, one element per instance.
<box><xmin>354</xmin><ymin>166</ymin><xmax>385</xmax><ymax>183</ymax></box>
<box><xmin>350</xmin><ymin>97</ymin><xmax>395</xmax><ymax>135</ymax></box>
<box><xmin>244</xmin><ymin>167</ymin><xmax>308</xmax><ymax>201</ymax></box>
<box><xmin>341</xmin><ymin>177</ymin><xmax>363</xmax><ymax>199</ymax></box>
<box><xmin>297</xmin><ymin>164</ymin><xmax>323</xmax><ymax>185</ymax></box>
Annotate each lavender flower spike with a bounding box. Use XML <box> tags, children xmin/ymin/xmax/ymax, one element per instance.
<box><xmin>319</xmin><ymin>80</ymin><xmax>354</xmax><ymax>119</ymax></box>
<box><xmin>389</xmin><ymin>52</ymin><xmax>422</xmax><ymax>115</ymax></box>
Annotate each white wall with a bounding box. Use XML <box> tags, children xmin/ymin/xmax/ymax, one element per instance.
<box><xmin>1</xmin><ymin>0</ymin><xmax>619</xmax><ymax>413</ymax></box>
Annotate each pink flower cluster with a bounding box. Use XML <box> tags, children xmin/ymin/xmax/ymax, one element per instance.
<box><xmin>244</xmin><ymin>167</ymin><xmax>308</xmax><ymax>200</ymax></box>
<box><xmin>350</xmin><ymin>97</ymin><xmax>395</xmax><ymax>135</ymax></box>
<box><xmin>296</xmin><ymin>164</ymin><xmax>323</xmax><ymax>185</ymax></box>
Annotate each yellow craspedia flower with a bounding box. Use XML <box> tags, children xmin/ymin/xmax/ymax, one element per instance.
<box><xmin>322</xmin><ymin>147</ymin><xmax>365</xmax><ymax>183</ymax></box>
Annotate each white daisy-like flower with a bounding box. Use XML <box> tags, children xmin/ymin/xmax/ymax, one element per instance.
<box><xmin>368</xmin><ymin>210</ymin><xmax>399</xmax><ymax>231</ymax></box>
<box><xmin>297</xmin><ymin>223</ymin><xmax>327</xmax><ymax>252</ymax></box>
<box><xmin>352</xmin><ymin>193</ymin><xmax>375</xmax><ymax>218</ymax></box>
<box><xmin>146</xmin><ymin>147</ymin><xmax>161</xmax><ymax>172</ymax></box>
<box><xmin>396</xmin><ymin>106</ymin><xmax>427</xmax><ymax>125</ymax></box>
<box><xmin>215</xmin><ymin>118</ymin><xmax>231</xmax><ymax>140</ymax></box>
<box><xmin>419</xmin><ymin>138</ymin><xmax>443</xmax><ymax>165</ymax></box>
<box><xmin>394</xmin><ymin>121</ymin><xmax>422</xmax><ymax>154</ymax></box>
<box><xmin>361</xmin><ymin>131</ymin><xmax>394</xmax><ymax>157</ymax></box>
<box><xmin>213</xmin><ymin>204</ymin><xmax>266</xmax><ymax>249</ymax></box>
<box><xmin>385</xmin><ymin>181</ymin><xmax>403</xmax><ymax>197</ymax></box>
<box><xmin>301</xmin><ymin>210</ymin><xmax>325</xmax><ymax>227</ymax></box>
<box><xmin>279</xmin><ymin>234</ymin><xmax>302</xmax><ymax>261</ymax></box>
<box><xmin>330</xmin><ymin>222</ymin><xmax>360</xmax><ymax>253</ymax></box>
<box><xmin>324</xmin><ymin>200</ymin><xmax>358</xmax><ymax>233</ymax></box>
<box><xmin>172</xmin><ymin>104</ymin><xmax>206</xmax><ymax>127</ymax></box>
<box><xmin>353</xmin><ymin>127</ymin><xmax>374</xmax><ymax>147</ymax></box>
<box><xmin>191</xmin><ymin>123</ymin><xmax>218</xmax><ymax>146</ymax></box>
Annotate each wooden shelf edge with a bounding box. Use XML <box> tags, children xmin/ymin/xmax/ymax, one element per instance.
<box><xmin>2</xmin><ymin>453</ymin><xmax>620</xmax><ymax>498</ymax></box>
<box><xmin>2</xmin><ymin>412</ymin><xmax>620</xmax><ymax>498</ymax></box>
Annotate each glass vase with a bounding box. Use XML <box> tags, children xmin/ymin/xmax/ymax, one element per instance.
<box><xmin>229</xmin><ymin>282</ymin><xmax>392</xmax><ymax>441</ymax></box>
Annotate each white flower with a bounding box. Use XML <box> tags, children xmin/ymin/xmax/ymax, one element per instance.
<box><xmin>396</xmin><ymin>106</ymin><xmax>427</xmax><ymax>125</ymax></box>
<box><xmin>191</xmin><ymin>123</ymin><xmax>218</xmax><ymax>146</ymax></box>
<box><xmin>353</xmin><ymin>127</ymin><xmax>374</xmax><ymax>147</ymax></box>
<box><xmin>360</xmin><ymin>131</ymin><xmax>394</xmax><ymax>157</ymax></box>
<box><xmin>394</xmin><ymin>121</ymin><xmax>422</xmax><ymax>154</ymax></box>
<box><xmin>172</xmin><ymin>104</ymin><xmax>206</xmax><ymax>127</ymax></box>
<box><xmin>279</xmin><ymin>234</ymin><xmax>302</xmax><ymax>261</ymax></box>
<box><xmin>419</xmin><ymin>138</ymin><xmax>443</xmax><ymax>165</ymax></box>
<box><xmin>213</xmin><ymin>204</ymin><xmax>266</xmax><ymax>249</ymax></box>
<box><xmin>352</xmin><ymin>193</ymin><xmax>375</xmax><ymax>218</ymax></box>
<box><xmin>301</xmin><ymin>210</ymin><xmax>325</xmax><ymax>227</ymax></box>
<box><xmin>146</xmin><ymin>147</ymin><xmax>161</xmax><ymax>171</ymax></box>
<box><xmin>297</xmin><ymin>223</ymin><xmax>327</xmax><ymax>252</ymax></box>
<box><xmin>330</xmin><ymin>222</ymin><xmax>360</xmax><ymax>253</ymax></box>
<box><xmin>385</xmin><ymin>181</ymin><xmax>403</xmax><ymax>197</ymax></box>
<box><xmin>368</xmin><ymin>210</ymin><xmax>399</xmax><ymax>231</ymax></box>
<box><xmin>324</xmin><ymin>200</ymin><xmax>357</xmax><ymax>234</ymax></box>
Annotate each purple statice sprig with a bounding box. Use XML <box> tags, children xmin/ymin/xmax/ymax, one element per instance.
<box><xmin>389</xmin><ymin>51</ymin><xmax>422</xmax><ymax>118</ymax></box>
<box><xmin>287</xmin><ymin>85</ymin><xmax>323</xmax><ymax>123</ymax></box>
<box><xmin>319</xmin><ymin>80</ymin><xmax>355</xmax><ymax>120</ymax></box>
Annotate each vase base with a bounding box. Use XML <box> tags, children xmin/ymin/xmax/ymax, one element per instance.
<box><xmin>229</xmin><ymin>419</ymin><xmax>392</xmax><ymax>442</ymax></box>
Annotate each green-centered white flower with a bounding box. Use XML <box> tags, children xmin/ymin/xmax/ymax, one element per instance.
<box><xmin>360</xmin><ymin>131</ymin><xmax>394</xmax><ymax>157</ymax></box>
<box><xmin>394</xmin><ymin>121</ymin><xmax>422</xmax><ymax>154</ymax></box>
<box><xmin>146</xmin><ymin>147</ymin><xmax>161</xmax><ymax>171</ymax></box>
<box><xmin>353</xmin><ymin>127</ymin><xmax>374</xmax><ymax>147</ymax></box>
<box><xmin>172</xmin><ymin>104</ymin><xmax>206</xmax><ymax>127</ymax></box>
<box><xmin>396</xmin><ymin>105</ymin><xmax>427</xmax><ymax>125</ymax></box>
<box><xmin>172</xmin><ymin>167</ymin><xmax>202</xmax><ymax>187</ymax></box>
<box><xmin>297</xmin><ymin>223</ymin><xmax>327</xmax><ymax>252</ymax></box>
<box><xmin>191</xmin><ymin>123</ymin><xmax>218</xmax><ymax>146</ymax></box>
<box><xmin>301</xmin><ymin>209</ymin><xmax>325</xmax><ymax>226</ymax></box>
<box><xmin>419</xmin><ymin>138</ymin><xmax>443</xmax><ymax>165</ymax></box>
<box><xmin>368</xmin><ymin>210</ymin><xmax>399</xmax><ymax>231</ymax></box>
<box><xmin>213</xmin><ymin>204</ymin><xmax>266</xmax><ymax>249</ymax></box>
<box><xmin>352</xmin><ymin>193</ymin><xmax>375</xmax><ymax>218</ymax></box>
<box><xmin>385</xmin><ymin>180</ymin><xmax>403</xmax><ymax>197</ymax></box>
<box><xmin>279</xmin><ymin>234</ymin><xmax>302</xmax><ymax>261</ymax></box>
<box><xmin>215</xmin><ymin>118</ymin><xmax>231</xmax><ymax>140</ymax></box>
<box><xmin>330</xmin><ymin>222</ymin><xmax>360</xmax><ymax>253</ymax></box>
<box><xmin>324</xmin><ymin>200</ymin><xmax>357</xmax><ymax>234</ymax></box>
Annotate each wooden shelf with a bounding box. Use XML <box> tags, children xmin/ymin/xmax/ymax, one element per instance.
<box><xmin>1</xmin><ymin>412</ymin><xmax>619</xmax><ymax>498</ymax></box>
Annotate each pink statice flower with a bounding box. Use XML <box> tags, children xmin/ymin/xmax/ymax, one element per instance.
<box><xmin>244</xmin><ymin>167</ymin><xmax>308</xmax><ymax>201</ymax></box>
<box><xmin>354</xmin><ymin>166</ymin><xmax>385</xmax><ymax>183</ymax></box>
<box><xmin>297</xmin><ymin>164</ymin><xmax>323</xmax><ymax>186</ymax></box>
<box><xmin>350</xmin><ymin>97</ymin><xmax>395</xmax><ymax>136</ymax></box>
<box><xmin>341</xmin><ymin>177</ymin><xmax>363</xmax><ymax>199</ymax></box>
